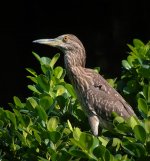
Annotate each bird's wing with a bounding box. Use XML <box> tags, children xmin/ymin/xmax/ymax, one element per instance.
<box><xmin>84</xmin><ymin>68</ymin><xmax>136</xmax><ymax>116</ymax></box>
<box><xmin>86</xmin><ymin>86</ymin><xmax>131</xmax><ymax>122</ymax></box>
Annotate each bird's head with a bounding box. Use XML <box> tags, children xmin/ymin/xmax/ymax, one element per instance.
<box><xmin>33</xmin><ymin>34</ymin><xmax>85</xmax><ymax>54</ymax></box>
<box><xmin>33</xmin><ymin>34</ymin><xmax>86</xmax><ymax>67</ymax></box>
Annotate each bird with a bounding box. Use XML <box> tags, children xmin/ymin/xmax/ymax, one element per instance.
<box><xmin>33</xmin><ymin>34</ymin><xmax>136</xmax><ymax>136</ymax></box>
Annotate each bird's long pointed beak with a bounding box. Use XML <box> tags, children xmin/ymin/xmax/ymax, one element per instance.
<box><xmin>32</xmin><ymin>38</ymin><xmax>62</xmax><ymax>47</ymax></box>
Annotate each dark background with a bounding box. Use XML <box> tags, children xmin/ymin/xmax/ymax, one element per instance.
<box><xmin>0</xmin><ymin>0</ymin><xmax>150</xmax><ymax>107</ymax></box>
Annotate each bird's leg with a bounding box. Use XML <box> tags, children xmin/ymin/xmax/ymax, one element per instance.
<box><xmin>88</xmin><ymin>114</ymin><xmax>100</xmax><ymax>136</ymax></box>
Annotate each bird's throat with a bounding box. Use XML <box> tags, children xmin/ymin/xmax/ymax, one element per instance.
<box><xmin>64</xmin><ymin>50</ymin><xmax>86</xmax><ymax>68</ymax></box>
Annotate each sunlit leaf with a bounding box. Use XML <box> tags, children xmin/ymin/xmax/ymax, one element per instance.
<box><xmin>133</xmin><ymin>39</ymin><xmax>144</xmax><ymax>48</ymax></box>
<box><xmin>13</xmin><ymin>96</ymin><xmax>24</xmax><ymax>108</ymax></box>
<box><xmin>50</xmin><ymin>53</ymin><xmax>60</xmax><ymax>68</ymax></box>
<box><xmin>122</xmin><ymin>60</ymin><xmax>131</xmax><ymax>70</ymax></box>
<box><xmin>54</xmin><ymin>66</ymin><xmax>63</xmax><ymax>79</ymax></box>
<box><xmin>32</xmin><ymin>51</ymin><xmax>41</xmax><ymax>62</ymax></box>
<box><xmin>39</xmin><ymin>95</ymin><xmax>53</xmax><ymax>111</ymax></box>
<box><xmin>47</xmin><ymin>117</ymin><xmax>59</xmax><ymax>131</ymax></box>
<box><xmin>26</xmin><ymin>68</ymin><xmax>37</xmax><ymax>77</ymax></box>
<box><xmin>65</xmin><ymin>83</ymin><xmax>77</xmax><ymax>98</ymax></box>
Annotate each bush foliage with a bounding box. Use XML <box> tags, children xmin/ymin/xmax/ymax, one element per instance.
<box><xmin>0</xmin><ymin>39</ymin><xmax>150</xmax><ymax>161</ymax></box>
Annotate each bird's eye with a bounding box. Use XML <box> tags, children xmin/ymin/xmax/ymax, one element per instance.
<box><xmin>63</xmin><ymin>36</ymin><xmax>68</xmax><ymax>42</ymax></box>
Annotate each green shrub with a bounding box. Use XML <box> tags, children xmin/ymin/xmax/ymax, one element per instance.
<box><xmin>0</xmin><ymin>39</ymin><xmax>150</xmax><ymax>161</ymax></box>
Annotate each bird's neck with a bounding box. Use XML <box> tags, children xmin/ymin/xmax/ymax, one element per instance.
<box><xmin>64</xmin><ymin>49</ymin><xmax>86</xmax><ymax>69</ymax></box>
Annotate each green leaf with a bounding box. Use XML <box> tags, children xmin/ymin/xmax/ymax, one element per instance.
<box><xmin>112</xmin><ymin>138</ymin><xmax>122</xmax><ymax>151</ymax></box>
<box><xmin>26</xmin><ymin>68</ymin><xmax>37</xmax><ymax>77</ymax></box>
<box><xmin>38</xmin><ymin>156</ymin><xmax>49</xmax><ymax>161</ymax></box>
<box><xmin>138</xmin><ymin>67</ymin><xmax>150</xmax><ymax>79</ymax></box>
<box><xmin>50</xmin><ymin>53</ymin><xmax>60</xmax><ymax>68</ymax></box>
<box><xmin>133</xmin><ymin>125</ymin><xmax>146</xmax><ymax>143</ymax></box>
<box><xmin>144</xmin><ymin>118</ymin><xmax>150</xmax><ymax>133</ymax></box>
<box><xmin>56</xmin><ymin>150</ymin><xmax>71</xmax><ymax>161</ymax></box>
<box><xmin>143</xmin><ymin>85</ymin><xmax>150</xmax><ymax>103</ymax></box>
<box><xmin>79</xmin><ymin>132</ymin><xmax>94</xmax><ymax>150</ymax></box>
<box><xmin>54</xmin><ymin>66</ymin><xmax>64</xmax><ymax>79</ymax></box>
<box><xmin>65</xmin><ymin>83</ymin><xmax>77</xmax><ymax>98</ymax></box>
<box><xmin>127</xmin><ymin>44</ymin><xmax>137</xmax><ymax>54</ymax></box>
<box><xmin>48</xmin><ymin>131</ymin><xmax>61</xmax><ymax>144</ymax></box>
<box><xmin>34</xmin><ymin>131</ymin><xmax>41</xmax><ymax>144</ymax></box>
<box><xmin>36</xmin><ymin>105</ymin><xmax>48</xmax><ymax>122</ymax></box>
<box><xmin>26</xmin><ymin>75</ymin><xmax>37</xmax><ymax>83</ymax></box>
<box><xmin>27</xmin><ymin>97</ymin><xmax>38</xmax><ymax>109</ymax></box>
<box><xmin>5</xmin><ymin>110</ymin><xmax>17</xmax><ymax>129</ymax></box>
<box><xmin>98</xmin><ymin>136</ymin><xmax>109</xmax><ymax>147</ymax></box>
<box><xmin>93</xmin><ymin>145</ymin><xmax>106</xmax><ymax>159</ymax></box>
<box><xmin>127</xmin><ymin>116</ymin><xmax>139</xmax><ymax>129</ymax></box>
<box><xmin>32</xmin><ymin>51</ymin><xmax>41</xmax><ymax>62</ymax></box>
<box><xmin>133</xmin><ymin>39</ymin><xmax>144</xmax><ymax>48</ymax></box>
<box><xmin>67</xmin><ymin>120</ymin><xmax>73</xmax><ymax>132</ymax></box>
<box><xmin>13</xmin><ymin>96</ymin><xmax>23</xmax><ymax>108</ymax></box>
<box><xmin>47</xmin><ymin>117</ymin><xmax>59</xmax><ymax>131</ymax></box>
<box><xmin>122</xmin><ymin>60</ymin><xmax>131</xmax><ymax>70</ymax></box>
<box><xmin>138</xmin><ymin>98</ymin><xmax>148</xmax><ymax>116</ymax></box>
<box><xmin>0</xmin><ymin>120</ymin><xmax>4</xmax><ymax>127</ymax></box>
<box><xmin>16</xmin><ymin>131</ymin><xmax>26</xmax><ymax>146</ymax></box>
<box><xmin>39</xmin><ymin>95</ymin><xmax>53</xmax><ymax>111</ymax></box>
<box><xmin>54</xmin><ymin>85</ymin><xmax>67</xmax><ymax>96</ymax></box>
<box><xmin>107</xmin><ymin>78</ymin><xmax>116</xmax><ymax>88</ymax></box>
<box><xmin>41</xmin><ymin>57</ymin><xmax>51</xmax><ymax>65</ymax></box>
<box><xmin>13</xmin><ymin>109</ymin><xmax>26</xmax><ymax>127</ymax></box>
<box><xmin>41</xmin><ymin>64</ymin><xmax>51</xmax><ymax>74</ymax></box>
<box><xmin>69</xmin><ymin>149</ymin><xmax>88</xmax><ymax>158</ymax></box>
<box><xmin>37</xmin><ymin>75</ymin><xmax>50</xmax><ymax>92</ymax></box>
<box><xmin>123</xmin><ymin>143</ymin><xmax>146</xmax><ymax>157</ymax></box>
<box><xmin>113</xmin><ymin>116</ymin><xmax>125</xmax><ymax>128</ymax></box>
<box><xmin>93</xmin><ymin>67</ymin><xmax>100</xmax><ymax>73</ymax></box>
<box><xmin>28</xmin><ymin>85</ymin><xmax>41</xmax><ymax>94</ymax></box>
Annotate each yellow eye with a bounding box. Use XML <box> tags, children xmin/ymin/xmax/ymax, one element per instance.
<box><xmin>63</xmin><ymin>36</ymin><xmax>68</xmax><ymax>42</ymax></box>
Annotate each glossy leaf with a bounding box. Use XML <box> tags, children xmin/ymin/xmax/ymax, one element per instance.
<box><xmin>65</xmin><ymin>83</ymin><xmax>77</xmax><ymax>98</ymax></box>
<box><xmin>79</xmin><ymin>132</ymin><xmax>94</xmax><ymax>150</ymax></box>
<box><xmin>36</xmin><ymin>105</ymin><xmax>48</xmax><ymax>122</ymax></box>
<box><xmin>13</xmin><ymin>96</ymin><xmax>24</xmax><ymax>108</ymax></box>
<box><xmin>47</xmin><ymin>117</ymin><xmax>59</xmax><ymax>131</ymax></box>
<box><xmin>54</xmin><ymin>66</ymin><xmax>63</xmax><ymax>79</ymax></box>
<box><xmin>138</xmin><ymin>98</ymin><xmax>148</xmax><ymax>116</ymax></box>
<box><xmin>122</xmin><ymin>60</ymin><xmax>131</xmax><ymax>70</ymax></box>
<box><xmin>127</xmin><ymin>116</ymin><xmax>139</xmax><ymax>129</ymax></box>
<box><xmin>34</xmin><ymin>131</ymin><xmax>41</xmax><ymax>144</ymax></box>
<box><xmin>26</xmin><ymin>68</ymin><xmax>37</xmax><ymax>77</ymax></box>
<box><xmin>32</xmin><ymin>51</ymin><xmax>41</xmax><ymax>62</ymax></box>
<box><xmin>27</xmin><ymin>97</ymin><xmax>38</xmax><ymax>109</ymax></box>
<box><xmin>143</xmin><ymin>85</ymin><xmax>150</xmax><ymax>103</ymax></box>
<box><xmin>37</xmin><ymin>75</ymin><xmax>50</xmax><ymax>92</ymax></box>
<box><xmin>39</xmin><ymin>95</ymin><xmax>53</xmax><ymax>111</ymax></box>
<box><xmin>41</xmin><ymin>57</ymin><xmax>51</xmax><ymax>65</ymax></box>
<box><xmin>28</xmin><ymin>85</ymin><xmax>41</xmax><ymax>94</ymax></box>
<box><xmin>50</xmin><ymin>53</ymin><xmax>60</xmax><ymax>68</ymax></box>
<box><xmin>133</xmin><ymin>39</ymin><xmax>144</xmax><ymax>48</ymax></box>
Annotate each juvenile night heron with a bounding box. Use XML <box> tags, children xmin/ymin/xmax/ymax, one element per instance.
<box><xmin>33</xmin><ymin>34</ymin><xmax>136</xmax><ymax>136</ymax></box>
